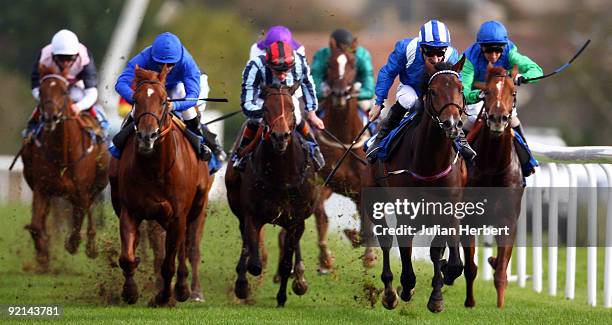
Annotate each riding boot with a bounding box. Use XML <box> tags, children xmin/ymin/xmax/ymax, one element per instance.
<box><xmin>110</xmin><ymin>115</ymin><xmax>135</xmax><ymax>157</ymax></box>
<box><xmin>184</xmin><ymin>117</ymin><xmax>212</xmax><ymax>161</ymax></box>
<box><xmin>232</xmin><ymin>120</ymin><xmax>260</xmax><ymax>171</ymax></box>
<box><xmin>297</xmin><ymin>120</ymin><xmax>325</xmax><ymax>171</ymax></box>
<box><xmin>513</xmin><ymin>124</ymin><xmax>538</xmax><ymax>177</ymax></box>
<box><xmin>201</xmin><ymin>124</ymin><xmax>227</xmax><ymax>161</ymax></box>
<box><xmin>453</xmin><ymin>129</ymin><xmax>477</xmax><ymax>163</ymax></box>
<box><xmin>22</xmin><ymin>108</ymin><xmax>41</xmax><ymax>138</ymax></box>
<box><xmin>365</xmin><ymin>102</ymin><xmax>407</xmax><ymax>163</ymax></box>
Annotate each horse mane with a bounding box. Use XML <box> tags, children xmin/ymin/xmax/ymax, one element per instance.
<box><xmin>486</xmin><ymin>65</ymin><xmax>509</xmax><ymax>82</ymax></box>
<box><xmin>38</xmin><ymin>64</ymin><xmax>67</xmax><ymax>79</ymax></box>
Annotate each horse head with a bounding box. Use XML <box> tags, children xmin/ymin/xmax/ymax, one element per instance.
<box><xmin>261</xmin><ymin>83</ymin><xmax>300</xmax><ymax>154</ymax></box>
<box><xmin>326</xmin><ymin>37</ymin><xmax>358</xmax><ymax>108</ymax></box>
<box><xmin>132</xmin><ymin>64</ymin><xmax>171</xmax><ymax>154</ymax></box>
<box><xmin>423</xmin><ymin>55</ymin><xmax>466</xmax><ymax>139</ymax></box>
<box><xmin>38</xmin><ymin>64</ymin><xmax>72</xmax><ymax>132</ymax></box>
<box><xmin>483</xmin><ymin>64</ymin><xmax>517</xmax><ymax>135</ymax></box>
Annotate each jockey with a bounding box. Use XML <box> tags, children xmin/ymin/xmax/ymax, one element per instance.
<box><xmin>366</xmin><ymin>20</ymin><xmax>476</xmax><ymax>163</ymax></box>
<box><xmin>234</xmin><ymin>40</ymin><xmax>325</xmax><ymax>171</ymax></box>
<box><xmin>113</xmin><ymin>32</ymin><xmax>221</xmax><ymax>160</ymax></box>
<box><xmin>461</xmin><ymin>20</ymin><xmax>542</xmax><ymax>176</ymax></box>
<box><xmin>26</xmin><ymin>29</ymin><xmax>108</xmax><ymax>137</ymax></box>
<box><xmin>310</xmin><ymin>28</ymin><xmax>376</xmax><ymax>133</ymax></box>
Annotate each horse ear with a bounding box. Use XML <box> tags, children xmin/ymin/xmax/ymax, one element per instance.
<box><xmin>38</xmin><ymin>64</ymin><xmax>50</xmax><ymax>77</ymax></box>
<box><xmin>452</xmin><ymin>54</ymin><xmax>466</xmax><ymax>72</ymax></box>
<box><xmin>289</xmin><ymin>82</ymin><xmax>300</xmax><ymax>95</ymax></box>
<box><xmin>511</xmin><ymin>64</ymin><xmax>519</xmax><ymax>79</ymax></box>
<box><xmin>329</xmin><ymin>37</ymin><xmax>338</xmax><ymax>51</ymax></box>
<box><xmin>158</xmin><ymin>64</ymin><xmax>170</xmax><ymax>84</ymax></box>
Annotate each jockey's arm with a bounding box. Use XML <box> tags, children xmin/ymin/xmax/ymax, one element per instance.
<box><xmin>74</xmin><ymin>51</ymin><xmax>99</xmax><ymax>111</ymax></box>
<box><xmin>508</xmin><ymin>46</ymin><xmax>544</xmax><ymax>83</ymax></box>
<box><xmin>30</xmin><ymin>51</ymin><xmax>43</xmax><ymax>102</ymax></box>
<box><xmin>240</xmin><ymin>59</ymin><xmax>264</xmax><ymax>118</ymax></box>
<box><xmin>172</xmin><ymin>67</ymin><xmax>200</xmax><ymax>112</ymax></box>
<box><xmin>310</xmin><ymin>48</ymin><xmax>328</xmax><ymax>100</ymax></box>
<box><xmin>375</xmin><ymin>39</ymin><xmax>409</xmax><ymax>106</ymax></box>
<box><xmin>356</xmin><ymin>47</ymin><xmax>375</xmax><ymax>100</ymax></box>
<box><xmin>461</xmin><ymin>58</ymin><xmax>482</xmax><ymax>105</ymax></box>
<box><xmin>298</xmin><ymin>55</ymin><xmax>324</xmax><ymax>129</ymax></box>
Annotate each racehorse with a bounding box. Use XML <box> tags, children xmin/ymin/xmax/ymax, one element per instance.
<box><xmin>225</xmin><ymin>83</ymin><xmax>320</xmax><ymax>307</ymax></box>
<box><xmin>314</xmin><ymin>37</ymin><xmax>375</xmax><ymax>272</ymax></box>
<box><xmin>109</xmin><ymin>65</ymin><xmax>213</xmax><ymax>306</ymax></box>
<box><xmin>363</xmin><ymin>57</ymin><xmax>468</xmax><ymax>312</ymax></box>
<box><xmin>462</xmin><ymin>64</ymin><xmax>524</xmax><ymax>308</ymax></box>
<box><xmin>21</xmin><ymin>64</ymin><xmax>109</xmax><ymax>270</ymax></box>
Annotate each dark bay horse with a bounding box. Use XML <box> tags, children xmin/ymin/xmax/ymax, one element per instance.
<box><xmin>109</xmin><ymin>65</ymin><xmax>213</xmax><ymax>306</ymax></box>
<box><xmin>363</xmin><ymin>57</ymin><xmax>468</xmax><ymax>312</ymax></box>
<box><xmin>314</xmin><ymin>38</ymin><xmax>375</xmax><ymax>273</ymax></box>
<box><xmin>463</xmin><ymin>64</ymin><xmax>524</xmax><ymax>308</ymax></box>
<box><xmin>21</xmin><ymin>64</ymin><xmax>109</xmax><ymax>270</ymax></box>
<box><xmin>225</xmin><ymin>83</ymin><xmax>320</xmax><ymax>307</ymax></box>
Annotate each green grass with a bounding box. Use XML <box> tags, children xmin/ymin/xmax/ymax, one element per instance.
<box><xmin>0</xmin><ymin>202</ymin><xmax>610</xmax><ymax>324</ymax></box>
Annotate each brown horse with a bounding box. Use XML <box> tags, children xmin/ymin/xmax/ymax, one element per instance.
<box><xmin>462</xmin><ymin>64</ymin><xmax>524</xmax><ymax>308</ymax></box>
<box><xmin>21</xmin><ymin>64</ymin><xmax>109</xmax><ymax>270</ymax></box>
<box><xmin>363</xmin><ymin>57</ymin><xmax>468</xmax><ymax>312</ymax></box>
<box><xmin>225</xmin><ymin>83</ymin><xmax>320</xmax><ymax>307</ymax></box>
<box><xmin>109</xmin><ymin>65</ymin><xmax>213</xmax><ymax>306</ymax></box>
<box><xmin>314</xmin><ymin>38</ymin><xmax>375</xmax><ymax>273</ymax></box>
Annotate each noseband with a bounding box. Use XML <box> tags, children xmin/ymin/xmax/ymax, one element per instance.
<box><xmin>262</xmin><ymin>89</ymin><xmax>295</xmax><ymax>139</ymax></box>
<box><xmin>481</xmin><ymin>72</ymin><xmax>517</xmax><ymax>127</ymax></box>
<box><xmin>424</xmin><ymin>70</ymin><xmax>466</xmax><ymax>129</ymax></box>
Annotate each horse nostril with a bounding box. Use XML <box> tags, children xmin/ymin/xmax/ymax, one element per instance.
<box><xmin>457</xmin><ymin>120</ymin><xmax>463</xmax><ymax>128</ymax></box>
<box><xmin>283</xmin><ymin>132</ymin><xmax>291</xmax><ymax>140</ymax></box>
<box><xmin>442</xmin><ymin>120</ymin><xmax>453</xmax><ymax>129</ymax></box>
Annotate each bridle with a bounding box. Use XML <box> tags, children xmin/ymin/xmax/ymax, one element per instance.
<box><xmin>424</xmin><ymin>70</ymin><xmax>466</xmax><ymax>129</ymax></box>
<box><xmin>262</xmin><ymin>87</ymin><xmax>295</xmax><ymax>140</ymax></box>
<box><xmin>481</xmin><ymin>72</ymin><xmax>517</xmax><ymax>129</ymax></box>
<box><xmin>39</xmin><ymin>74</ymin><xmax>71</xmax><ymax>126</ymax></box>
<box><xmin>133</xmin><ymin>80</ymin><xmax>172</xmax><ymax>139</ymax></box>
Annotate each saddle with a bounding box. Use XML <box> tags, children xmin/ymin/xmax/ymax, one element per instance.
<box><xmin>364</xmin><ymin>110</ymin><xmax>420</xmax><ymax>162</ymax></box>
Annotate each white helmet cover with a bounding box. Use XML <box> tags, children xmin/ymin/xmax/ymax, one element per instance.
<box><xmin>51</xmin><ymin>29</ymin><xmax>79</xmax><ymax>55</ymax></box>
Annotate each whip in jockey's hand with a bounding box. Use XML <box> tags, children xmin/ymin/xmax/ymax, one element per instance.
<box><xmin>369</xmin><ymin>104</ymin><xmax>382</xmax><ymax>122</ymax></box>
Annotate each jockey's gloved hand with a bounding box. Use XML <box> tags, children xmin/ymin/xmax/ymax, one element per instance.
<box><xmin>514</xmin><ymin>74</ymin><xmax>525</xmax><ymax>86</ymax></box>
<box><xmin>477</xmin><ymin>90</ymin><xmax>486</xmax><ymax>101</ymax></box>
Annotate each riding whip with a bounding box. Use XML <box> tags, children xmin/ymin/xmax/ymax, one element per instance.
<box><xmin>522</xmin><ymin>39</ymin><xmax>591</xmax><ymax>83</ymax></box>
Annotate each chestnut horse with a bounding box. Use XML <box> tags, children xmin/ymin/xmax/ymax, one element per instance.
<box><xmin>462</xmin><ymin>64</ymin><xmax>524</xmax><ymax>308</ymax></box>
<box><xmin>109</xmin><ymin>65</ymin><xmax>213</xmax><ymax>306</ymax></box>
<box><xmin>314</xmin><ymin>38</ymin><xmax>375</xmax><ymax>272</ymax></box>
<box><xmin>21</xmin><ymin>64</ymin><xmax>109</xmax><ymax>270</ymax></box>
<box><xmin>363</xmin><ymin>57</ymin><xmax>467</xmax><ymax>312</ymax></box>
<box><xmin>226</xmin><ymin>83</ymin><xmax>320</xmax><ymax>307</ymax></box>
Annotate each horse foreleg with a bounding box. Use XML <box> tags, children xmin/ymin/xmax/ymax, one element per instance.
<box><xmin>276</xmin><ymin>222</ymin><xmax>304</xmax><ymax>307</ymax></box>
<box><xmin>235</xmin><ymin>217</ymin><xmax>250</xmax><ymax>300</ymax></box>
<box><xmin>245</xmin><ymin>216</ymin><xmax>263</xmax><ymax>277</ymax></box>
<box><xmin>119</xmin><ymin>210</ymin><xmax>141</xmax><ymax>304</ymax></box>
<box><xmin>427</xmin><ymin>236</ymin><xmax>446</xmax><ymax>313</ymax></box>
<box><xmin>291</xmin><ymin>241</ymin><xmax>308</xmax><ymax>296</ymax></box>
<box><xmin>442</xmin><ymin>233</ymin><xmax>464</xmax><ymax>286</ymax></box>
<box><xmin>354</xmin><ymin>194</ymin><xmax>377</xmax><ymax>268</ymax></box>
<box><xmin>399</xmin><ymin>238</ymin><xmax>416</xmax><ymax>302</ymax></box>
<box><xmin>85</xmin><ymin>205</ymin><xmax>98</xmax><ymax>259</ymax></box>
<box><xmin>273</xmin><ymin>229</ymin><xmax>286</xmax><ymax>283</ymax></box>
<box><xmin>65</xmin><ymin>204</ymin><xmax>86</xmax><ymax>254</ymax></box>
<box><xmin>147</xmin><ymin>221</ymin><xmax>165</xmax><ymax>292</ymax></box>
<box><xmin>153</xmin><ymin>217</ymin><xmax>185</xmax><ymax>307</ymax></box>
<box><xmin>314</xmin><ymin>187</ymin><xmax>334</xmax><ymax>274</ymax></box>
<box><xmin>380</xmin><ymin>245</ymin><xmax>399</xmax><ymax>310</ymax></box>
<box><xmin>461</xmin><ymin>235</ymin><xmax>478</xmax><ymax>307</ymax></box>
<box><xmin>26</xmin><ymin>190</ymin><xmax>51</xmax><ymax>271</ymax></box>
<box><xmin>187</xmin><ymin>208</ymin><xmax>207</xmax><ymax>302</ymax></box>
<box><xmin>174</xmin><ymin>237</ymin><xmax>190</xmax><ymax>302</ymax></box>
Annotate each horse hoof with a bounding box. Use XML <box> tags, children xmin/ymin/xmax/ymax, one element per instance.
<box><xmin>398</xmin><ymin>286</ymin><xmax>415</xmax><ymax>302</ymax></box>
<box><xmin>488</xmin><ymin>256</ymin><xmax>498</xmax><ymax>269</ymax></box>
<box><xmin>86</xmin><ymin>243</ymin><xmax>98</xmax><ymax>259</ymax></box>
<box><xmin>441</xmin><ymin>259</ymin><xmax>463</xmax><ymax>286</ymax></box>
<box><xmin>174</xmin><ymin>284</ymin><xmax>190</xmax><ymax>302</ymax></box>
<box><xmin>318</xmin><ymin>251</ymin><xmax>334</xmax><ymax>270</ymax></box>
<box><xmin>190</xmin><ymin>292</ymin><xmax>205</xmax><ymax>302</ymax></box>
<box><xmin>465</xmin><ymin>299</ymin><xmax>476</xmax><ymax>308</ymax></box>
<box><xmin>149</xmin><ymin>293</ymin><xmax>174</xmax><ymax>308</ymax></box>
<box><xmin>35</xmin><ymin>254</ymin><xmax>50</xmax><ymax>272</ymax></box>
<box><xmin>317</xmin><ymin>267</ymin><xmax>331</xmax><ymax>275</ymax></box>
<box><xmin>381</xmin><ymin>289</ymin><xmax>399</xmax><ymax>310</ymax></box>
<box><xmin>363</xmin><ymin>251</ymin><xmax>378</xmax><ymax>269</ymax></box>
<box><xmin>276</xmin><ymin>293</ymin><xmax>287</xmax><ymax>307</ymax></box>
<box><xmin>234</xmin><ymin>279</ymin><xmax>250</xmax><ymax>300</ymax></box>
<box><xmin>292</xmin><ymin>279</ymin><xmax>308</xmax><ymax>296</ymax></box>
<box><xmin>247</xmin><ymin>261</ymin><xmax>262</xmax><ymax>276</ymax></box>
<box><xmin>64</xmin><ymin>236</ymin><xmax>80</xmax><ymax>255</ymax></box>
<box><xmin>121</xmin><ymin>280</ymin><xmax>139</xmax><ymax>305</ymax></box>
<box><xmin>427</xmin><ymin>298</ymin><xmax>444</xmax><ymax>313</ymax></box>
